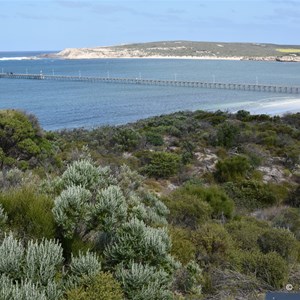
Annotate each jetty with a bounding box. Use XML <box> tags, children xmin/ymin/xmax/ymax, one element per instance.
<box><xmin>0</xmin><ymin>73</ymin><xmax>299</xmax><ymax>94</ymax></box>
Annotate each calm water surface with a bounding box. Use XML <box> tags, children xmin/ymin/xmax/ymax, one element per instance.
<box><xmin>0</xmin><ymin>52</ymin><xmax>300</xmax><ymax>130</ymax></box>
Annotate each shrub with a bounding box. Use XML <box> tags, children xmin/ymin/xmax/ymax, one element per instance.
<box><xmin>257</xmin><ymin>228</ymin><xmax>299</xmax><ymax>262</ymax></box>
<box><xmin>141</xmin><ymin>151</ymin><xmax>181</xmax><ymax>178</ymax></box>
<box><xmin>64</xmin><ymin>272</ymin><xmax>123</xmax><ymax>300</ymax></box>
<box><xmin>0</xmin><ymin>187</ymin><xmax>55</xmax><ymax>239</ymax></box>
<box><xmin>61</xmin><ymin>159</ymin><xmax>112</xmax><ymax>191</ymax></box>
<box><xmin>169</xmin><ymin>227</ymin><xmax>196</xmax><ymax>264</ymax></box>
<box><xmin>145</xmin><ymin>131</ymin><xmax>164</xmax><ymax>146</ymax></box>
<box><xmin>173</xmin><ymin>261</ymin><xmax>203</xmax><ymax>297</ymax></box>
<box><xmin>192</xmin><ymin>223</ymin><xmax>234</xmax><ymax>266</ymax></box>
<box><xmin>111</xmin><ymin>127</ymin><xmax>141</xmax><ymax>151</ymax></box>
<box><xmin>215</xmin><ymin>155</ymin><xmax>251</xmax><ymax>183</ymax></box>
<box><xmin>286</xmin><ymin>185</ymin><xmax>300</xmax><ymax>207</ymax></box>
<box><xmin>52</xmin><ymin>185</ymin><xmax>92</xmax><ymax>239</ymax></box>
<box><xmin>116</xmin><ymin>262</ymin><xmax>173</xmax><ymax>300</ymax></box>
<box><xmin>234</xmin><ymin>250</ymin><xmax>288</xmax><ymax>288</ymax></box>
<box><xmin>225</xmin><ymin>217</ymin><xmax>268</xmax><ymax>251</ymax></box>
<box><xmin>104</xmin><ymin>218</ymin><xmax>172</xmax><ymax>268</ymax></box>
<box><xmin>176</xmin><ymin>184</ymin><xmax>234</xmax><ymax>220</ymax></box>
<box><xmin>271</xmin><ymin>207</ymin><xmax>300</xmax><ymax>240</ymax></box>
<box><xmin>223</xmin><ymin>180</ymin><xmax>277</xmax><ymax>211</ymax></box>
<box><xmin>164</xmin><ymin>192</ymin><xmax>212</xmax><ymax>229</ymax></box>
<box><xmin>0</xmin><ymin>109</ymin><xmax>52</xmax><ymax>168</ymax></box>
<box><xmin>0</xmin><ymin>233</ymin><xmax>102</xmax><ymax>298</ymax></box>
<box><xmin>212</xmin><ymin>122</ymin><xmax>240</xmax><ymax>148</ymax></box>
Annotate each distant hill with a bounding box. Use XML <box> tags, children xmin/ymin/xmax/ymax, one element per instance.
<box><xmin>52</xmin><ymin>40</ymin><xmax>300</xmax><ymax>61</ymax></box>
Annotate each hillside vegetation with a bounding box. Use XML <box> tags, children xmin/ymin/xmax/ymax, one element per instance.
<box><xmin>1</xmin><ymin>109</ymin><xmax>300</xmax><ymax>299</ymax></box>
<box><xmin>54</xmin><ymin>40</ymin><xmax>300</xmax><ymax>61</ymax></box>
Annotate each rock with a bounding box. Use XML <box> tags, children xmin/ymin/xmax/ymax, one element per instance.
<box><xmin>257</xmin><ymin>165</ymin><xmax>290</xmax><ymax>183</ymax></box>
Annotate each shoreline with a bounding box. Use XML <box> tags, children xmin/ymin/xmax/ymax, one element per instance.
<box><xmin>47</xmin><ymin>53</ymin><xmax>300</xmax><ymax>62</ymax></box>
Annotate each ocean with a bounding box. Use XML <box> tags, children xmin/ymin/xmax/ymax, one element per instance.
<box><xmin>0</xmin><ymin>51</ymin><xmax>300</xmax><ymax>130</ymax></box>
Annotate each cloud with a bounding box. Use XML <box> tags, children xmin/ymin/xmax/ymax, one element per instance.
<box><xmin>270</xmin><ymin>0</ymin><xmax>300</xmax><ymax>6</ymax></box>
<box><xmin>17</xmin><ymin>12</ymin><xmax>78</xmax><ymax>22</ymax></box>
<box><xmin>55</xmin><ymin>0</ymin><xmax>93</xmax><ymax>9</ymax></box>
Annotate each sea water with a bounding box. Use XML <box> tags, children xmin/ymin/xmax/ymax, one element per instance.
<box><xmin>0</xmin><ymin>52</ymin><xmax>300</xmax><ymax>130</ymax></box>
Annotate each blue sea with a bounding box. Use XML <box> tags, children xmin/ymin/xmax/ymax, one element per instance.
<box><xmin>0</xmin><ymin>51</ymin><xmax>300</xmax><ymax>130</ymax></box>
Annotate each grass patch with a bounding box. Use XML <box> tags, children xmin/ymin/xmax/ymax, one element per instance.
<box><xmin>276</xmin><ymin>48</ymin><xmax>300</xmax><ymax>53</ymax></box>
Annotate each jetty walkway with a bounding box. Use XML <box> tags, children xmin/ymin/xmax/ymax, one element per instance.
<box><xmin>0</xmin><ymin>73</ymin><xmax>299</xmax><ymax>94</ymax></box>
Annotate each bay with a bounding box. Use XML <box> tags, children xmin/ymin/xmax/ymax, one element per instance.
<box><xmin>0</xmin><ymin>52</ymin><xmax>300</xmax><ymax>130</ymax></box>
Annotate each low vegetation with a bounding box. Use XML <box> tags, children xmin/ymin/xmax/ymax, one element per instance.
<box><xmin>0</xmin><ymin>109</ymin><xmax>300</xmax><ymax>299</ymax></box>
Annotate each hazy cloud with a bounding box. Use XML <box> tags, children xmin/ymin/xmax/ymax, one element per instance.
<box><xmin>55</xmin><ymin>0</ymin><xmax>93</xmax><ymax>9</ymax></box>
<box><xmin>17</xmin><ymin>12</ymin><xmax>78</xmax><ymax>22</ymax></box>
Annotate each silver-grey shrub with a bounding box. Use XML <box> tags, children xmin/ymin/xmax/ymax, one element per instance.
<box><xmin>0</xmin><ymin>232</ymin><xmax>24</xmax><ymax>279</ymax></box>
<box><xmin>0</xmin><ymin>234</ymin><xmax>102</xmax><ymax>299</ymax></box>
<box><xmin>70</xmin><ymin>251</ymin><xmax>101</xmax><ymax>277</ymax></box>
<box><xmin>93</xmin><ymin>185</ymin><xmax>128</xmax><ymax>231</ymax></box>
<box><xmin>0</xmin><ymin>203</ymin><xmax>8</xmax><ymax>226</ymax></box>
<box><xmin>52</xmin><ymin>185</ymin><xmax>91</xmax><ymax>238</ymax></box>
<box><xmin>25</xmin><ymin>239</ymin><xmax>63</xmax><ymax>285</ymax></box>
<box><xmin>61</xmin><ymin>159</ymin><xmax>116</xmax><ymax>190</ymax></box>
<box><xmin>116</xmin><ymin>262</ymin><xmax>173</xmax><ymax>300</ymax></box>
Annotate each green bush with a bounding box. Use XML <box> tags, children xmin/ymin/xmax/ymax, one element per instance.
<box><xmin>286</xmin><ymin>185</ymin><xmax>300</xmax><ymax>207</ymax></box>
<box><xmin>65</xmin><ymin>272</ymin><xmax>123</xmax><ymax>300</ymax></box>
<box><xmin>141</xmin><ymin>151</ymin><xmax>181</xmax><ymax>178</ymax></box>
<box><xmin>233</xmin><ymin>250</ymin><xmax>288</xmax><ymax>288</ymax></box>
<box><xmin>177</xmin><ymin>184</ymin><xmax>234</xmax><ymax>220</ymax></box>
<box><xmin>226</xmin><ymin>217</ymin><xmax>268</xmax><ymax>251</ymax></box>
<box><xmin>111</xmin><ymin>127</ymin><xmax>141</xmax><ymax>151</ymax></box>
<box><xmin>215</xmin><ymin>155</ymin><xmax>251</xmax><ymax>183</ymax></box>
<box><xmin>272</xmin><ymin>207</ymin><xmax>300</xmax><ymax>240</ymax></box>
<box><xmin>0</xmin><ymin>110</ymin><xmax>52</xmax><ymax>168</ymax></box>
<box><xmin>257</xmin><ymin>228</ymin><xmax>299</xmax><ymax>262</ymax></box>
<box><xmin>0</xmin><ymin>187</ymin><xmax>55</xmax><ymax>239</ymax></box>
<box><xmin>212</xmin><ymin>122</ymin><xmax>240</xmax><ymax>148</ymax></box>
<box><xmin>145</xmin><ymin>131</ymin><xmax>164</xmax><ymax>146</ymax></box>
<box><xmin>164</xmin><ymin>192</ymin><xmax>212</xmax><ymax>229</ymax></box>
<box><xmin>192</xmin><ymin>223</ymin><xmax>234</xmax><ymax>266</ymax></box>
<box><xmin>169</xmin><ymin>227</ymin><xmax>196</xmax><ymax>264</ymax></box>
<box><xmin>223</xmin><ymin>180</ymin><xmax>277</xmax><ymax>211</ymax></box>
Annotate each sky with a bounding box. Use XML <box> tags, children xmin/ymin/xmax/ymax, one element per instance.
<box><xmin>0</xmin><ymin>0</ymin><xmax>299</xmax><ymax>51</ymax></box>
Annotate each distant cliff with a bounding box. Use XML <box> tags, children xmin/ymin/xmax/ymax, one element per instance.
<box><xmin>49</xmin><ymin>41</ymin><xmax>300</xmax><ymax>61</ymax></box>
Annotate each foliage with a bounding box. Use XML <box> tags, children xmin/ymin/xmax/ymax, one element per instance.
<box><xmin>116</xmin><ymin>262</ymin><xmax>173</xmax><ymax>300</ymax></box>
<box><xmin>0</xmin><ymin>187</ymin><xmax>55</xmax><ymax>239</ymax></box>
<box><xmin>257</xmin><ymin>227</ymin><xmax>299</xmax><ymax>262</ymax></box>
<box><xmin>192</xmin><ymin>223</ymin><xmax>234</xmax><ymax>266</ymax></box>
<box><xmin>111</xmin><ymin>127</ymin><xmax>141</xmax><ymax>151</ymax></box>
<box><xmin>0</xmin><ymin>110</ymin><xmax>52</xmax><ymax>169</ymax></box>
<box><xmin>164</xmin><ymin>192</ymin><xmax>212</xmax><ymax>229</ymax></box>
<box><xmin>141</xmin><ymin>151</ymin><xmax>181</xmax><ymax>178</ymax></box>
<box><xmin>173</xmin><ymin>261</ymin><xmax>203</xmax><ymax>297</ymax></box>
<box><xmin>223</xmin><ymin>180</ymin><xmax>277</xmax><ymax>211</ymax></box>
<box><xmin>271</xmin><ymin>207</ymin><xmax>300</xmax><ymax>240</ymax></box>
<box><xmin>169</xmin><ymin>227</ymin><xmax>196</xmax><ymax>264</ymax></box>
<box><xmin>0</xmin><ymin>233</ymin><xmax>102</xmax><ymax>299</ymax></box>
<box><xmin>211</xmin><ymin>121</ymin><xmax>240</xmax><ymax>148</ymax></box>
<box><xmin>286</xmin><ymin>185</ymin><xmax>300</xmax><ymax>207</ymax></box>
<box><xmin>215</xmin><ymin>155</ymin><xmax>251</xmax><ymax>182</ymax></box>
<box><xmin>233</xmin><ymin>250</ymin><xmax>289</xmax><ymax>288</ymax></box>
<box><xmin>225</xmin><ymin>217</ymin><xmax>268</xmax><ymax>251</ymax></box>
<box><xmin>51</xmin><ymin>158</ymin><xmax>177</xmax><ymax>296</ymax></box>
<box><xmin>175</xmin><ymin>184</ymin><xmax>234</xmax><ymax>220</ymax></box>
<box><xmin>145</xmin><ymin>130</ymin><xmax>164</xmax><ymax>146</ymax></box>
<box><xmin>64</xmin><ymin>272</ymin><xmax>123</xmax><ymax>300</ymax></box>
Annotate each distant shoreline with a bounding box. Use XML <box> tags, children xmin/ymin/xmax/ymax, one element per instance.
<box><xmin>45</xmin><ymin>53</ymin><xmax>300</xmax><ymax>63</ymax></box>
<box><xmin>47</xmin><ymin>41</ymin><xmax>300</xmax><ymax>62</ymax></box>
